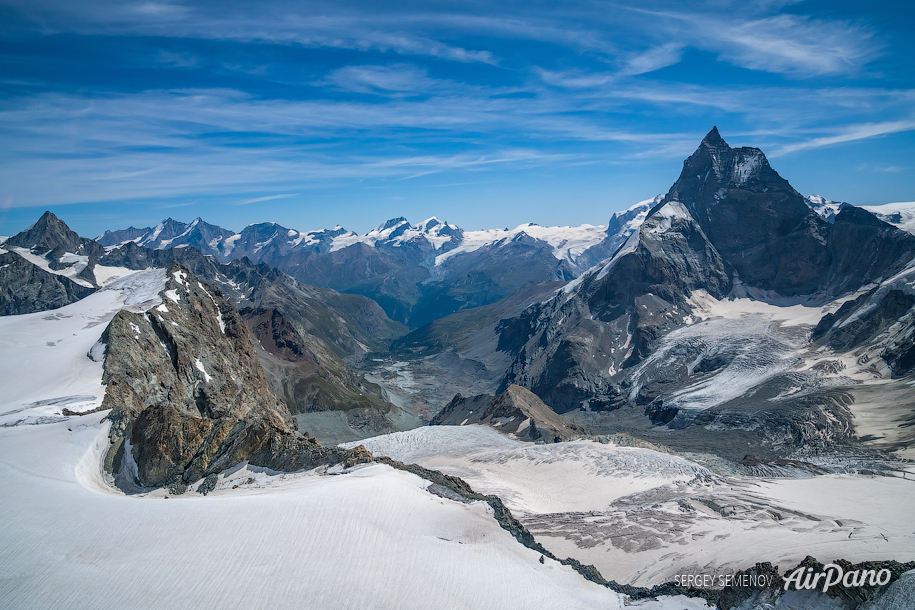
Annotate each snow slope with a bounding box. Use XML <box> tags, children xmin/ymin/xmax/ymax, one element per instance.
<box><xmin>861</xmin><ymin>201</ymin><xmax>915</xmax><ymax>234</ymax></box>
<box><xmin>347</xmin><ymin>426</ymin><xmax>915</xmax><ymax>588</ymax></box>
<box><xmin>0</xmin><ymin>268</ymin><xmax>165</xmax><ymax>426</ymax></box>
<box><xmin>0</xmin><ymin>273</ymin><xmax>706</xmax><ymax>610</ymax></box>
<box><xmin>8</xmin><ymin>247</ymin><xmax>95</xmax><ymax>288</ymax></box>
<box><xmin>0</xmin><ymin>413</ymin><xmax>718</xmax><ymax>610</ymax></box>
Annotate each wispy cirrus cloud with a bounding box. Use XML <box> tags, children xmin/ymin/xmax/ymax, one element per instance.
<box><xmin>0</xmin><ymin>0</ymin><xmax>911</xmax><ymax>231</ymax></box>
<box><xmin>238</xmin><ymin>193</ymin><xmax>297</xmax><ymax>205</ymax></box>
<box><xmin>773</xmin><ymin>120</ymin><xmax>915</xmax><ymax>156</ymax></box>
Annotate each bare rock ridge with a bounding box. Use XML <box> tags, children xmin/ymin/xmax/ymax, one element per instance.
<box><xmin>432</xmin><ymin>384</ymin><xmax>590</xmax><ymax>442</ymax></box>
<box><xmin>101</xmin><ymin>264</ymin><xmax>371</xmax><ymax>492</ymax></box>
<box><xmin>0</xmin><ymin>250</ymin><xmax>95</xmax><ymax>314</ymax></box>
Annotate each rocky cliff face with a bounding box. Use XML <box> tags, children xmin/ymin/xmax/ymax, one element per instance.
<box><xmin>0</xmin><ymin>250</ymin><xmax>96</xmax><ymax>315</ymax></box>
<box><xmin>101</xmin><ymin>264</ymin><xmax>371</xmax><ymax>491</ymax></box>
<box><xmin>433</xmin><ymin>384</ymin><xmax>590</xmax><ymax>442</ymax></box>
<box><xmin>666</xmin><ymin>127</ymin><xmax>832</xmax><ymax>296</ymax></box>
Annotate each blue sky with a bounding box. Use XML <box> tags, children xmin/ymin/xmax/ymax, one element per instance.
<box><xmin>1</xmin><ymin>0</ymin><xmax>913</xmax><ymax>237</ymax></box>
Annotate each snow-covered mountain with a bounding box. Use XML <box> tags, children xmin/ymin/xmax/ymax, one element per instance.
<box><xmin>98</xmin><ymin>217</ymin><xmax>236</xmax><ymax>258</ymax></box>
<box><xmin>96</xmin><ymin>208</ymin><xmax>656</xmax><ymax>326</ymax></box>
<box><xmin>804</xmin><ymin>194</ymin><xmax>848</xmax><ymax>223</ymax></box>
<box><xmin>861</xmin><ymin>200</ymin><xmax>915</xmax><ymax>234</ymax></box>
<box><xmin>98</xmin><ymin>212</ymin><xmax>649</xmax><ymax>270</ymax></box>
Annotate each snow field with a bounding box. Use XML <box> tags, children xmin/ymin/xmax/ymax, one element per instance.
<box><xmin>0</xmin><ymin>415</ymin><xmax>678</xmax><ymax>610</ymax></box>
<box><xmin>345</xmin><ymin>426</ymin><xmax>915</xmax><ymax>588</ymax></box>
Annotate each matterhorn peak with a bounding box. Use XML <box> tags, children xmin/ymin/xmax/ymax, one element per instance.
<box><xmin>701</xmin><ymin>126</ymin><xmax>727</xmax><ymax>148</ymax></box>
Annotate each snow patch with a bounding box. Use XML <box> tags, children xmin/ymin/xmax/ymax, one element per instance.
<box><xmin>195</xmin><ymin>358</ymin><xmax>212</xmax><ymax>383</ymax></box>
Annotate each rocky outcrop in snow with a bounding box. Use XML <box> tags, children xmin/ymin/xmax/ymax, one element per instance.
<box><xmin>100</xmin><ymin>264</ymin><xmax>371</xmax><ymax>491</ymax></box>
<box><xmin>432</xmin><ymin>384</ymin><xmax>591</xmax><ymax>442</ymax></box>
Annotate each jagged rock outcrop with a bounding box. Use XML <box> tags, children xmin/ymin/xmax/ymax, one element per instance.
<box><xmin>433</xmin><ymin>384</ymin><xmax>590</xmax><ymax>442</ymax></box>
<box><xmin>101</xmin><ymin>264</ymin><xmax>371</xmax><ymax>491</ymax></box>
<box><xmin>0</xmin><ymin>250</ymin><xmax>95</xmax><ymax>315</ymax></box>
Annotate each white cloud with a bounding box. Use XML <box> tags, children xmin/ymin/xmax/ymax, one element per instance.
<box><xmin>774</xmin><ymin>120</ymin><xmax>915</xmax><ymax>155</ymax></box>
<box><xmin>621</xmin><ymin>43</ymin><xmax>684</xmax><ymax>76</ymax></box>
<box><xmin>322</xmin><ymin>65</ymin><xmax>436</xmax><ymax>95</ymax></box>
<box><xmin>238</xmin><ymin>193</ymin><xmax>297</xmax><ymax>205</ymax></box>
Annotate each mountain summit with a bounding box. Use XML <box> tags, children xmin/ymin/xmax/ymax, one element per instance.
<box><xmin>660</xmin><ymin>128</ymin><xmax>830</xmax><ymax>295</ymax></box>
<box><xmin>7</xmin><ymin>210</ymin><xmax>105</xmax><ymax>258</ymax></box>
<box><xmin>499</xmin><ymin>128</ymin><xmax>915</xmax><ymax>443</ymax></box>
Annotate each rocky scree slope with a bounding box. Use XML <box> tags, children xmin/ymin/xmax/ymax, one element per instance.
<box><xmin>241</xmin><ymin>306</ymin><xmax>392</xmax><ymax>423</ymax></box>
<box><xmin>100</xmin><ymin>264</ymin><xmax>371</xmax><ymax>492</ymax></box>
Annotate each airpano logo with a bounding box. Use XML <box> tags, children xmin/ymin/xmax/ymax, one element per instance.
<box><xmin>783</xmin><ymin>564</ymin><xmax>892</xmax><ymax>592</ymax></box>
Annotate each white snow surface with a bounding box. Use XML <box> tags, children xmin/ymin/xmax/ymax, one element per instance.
<box><xmin>8</xmin><ymin>247</ymin><xmax>95</xmax><ymax>288</ymax></box>
<box><xmin>345</xmin><ymin>427</ymin><xmax>709</xmax><ymax>514</ymax></box>
<box><xmin>194</xmin><ymin>358</ymin><xmax>212</xmax><ymax>382</ymax></box>
<box><xmin>861</xmin><ymin>201</ymin><xmax>915</xmax><ymax>234</ymax></box>
<box><xmin>644</xmin><ymin>200</ymin><xmax>691</xmax><ymax>236</ymax></box>
<box><xmin>330</xmin><ymin>217</ymin><xmax>463</xmax><ymax>253</ymax></box>
<box><xmin>434</xmin><ymin>222</ymin><xmax>607</xmax><ymax>266</ymax></box>
<box><xmin>805</xmin><ymin>194</ymin><xmax>847</xmax><ymax>223</ymax></box>
<box><xmin>92</xmin><ymin>264</ymin><xmax>140</xmax><ymax>287</ymax></box>
<box><xmin>346</xmin><ymin>426</ymin><xmax>915</xmax><ymax>588</ymax></box>
<box><xmin>0</xmin><ymin>415</ymin><xmax>710</xmax><ymax>610</ymax></box>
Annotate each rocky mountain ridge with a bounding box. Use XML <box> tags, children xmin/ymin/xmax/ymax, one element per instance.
<box><xmin>100</xmin><ymin>263</ymin><xmax>372</xmax><ymax>491</ymax></box>
<box><xmin>93</xmin><ymin>203</ymin><xmax>655</xmax><ymax>327</ymax></box>
<box><xmin>495</xmin><ymin>128</ymin><xmax>915</xmax><ymax>459</ymax></box>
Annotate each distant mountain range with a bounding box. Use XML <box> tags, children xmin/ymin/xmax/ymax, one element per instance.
<box><xmin>91</xmin><ymin>191</ymin><xmax>914</xmax><ymax>327</ymax></box>
<box><xmin>3</xmin><ymin>126</ymin><xmax>914</xmax><ymax>463</ymax></box>
<box><xmin>95</xmin><ymin>203</ymin><xmax>655</xmax><ymax>326</ymax></box>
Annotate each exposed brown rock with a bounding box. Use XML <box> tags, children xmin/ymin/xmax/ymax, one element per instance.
<box><xmin>101</xmin><ymin>264</ymin><xmax>372</xmax><ymax>490</ymax></box>
<box><xmin>433</xmin><ymin>384</ymin><xmax>590</xmax><ymax>443</ymax></box>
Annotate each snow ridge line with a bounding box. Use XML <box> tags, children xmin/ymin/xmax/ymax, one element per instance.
<box><xmin>372</xmin><ymin>456</ymin><xmax>718</xmax><ymax>605</ymax></box>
